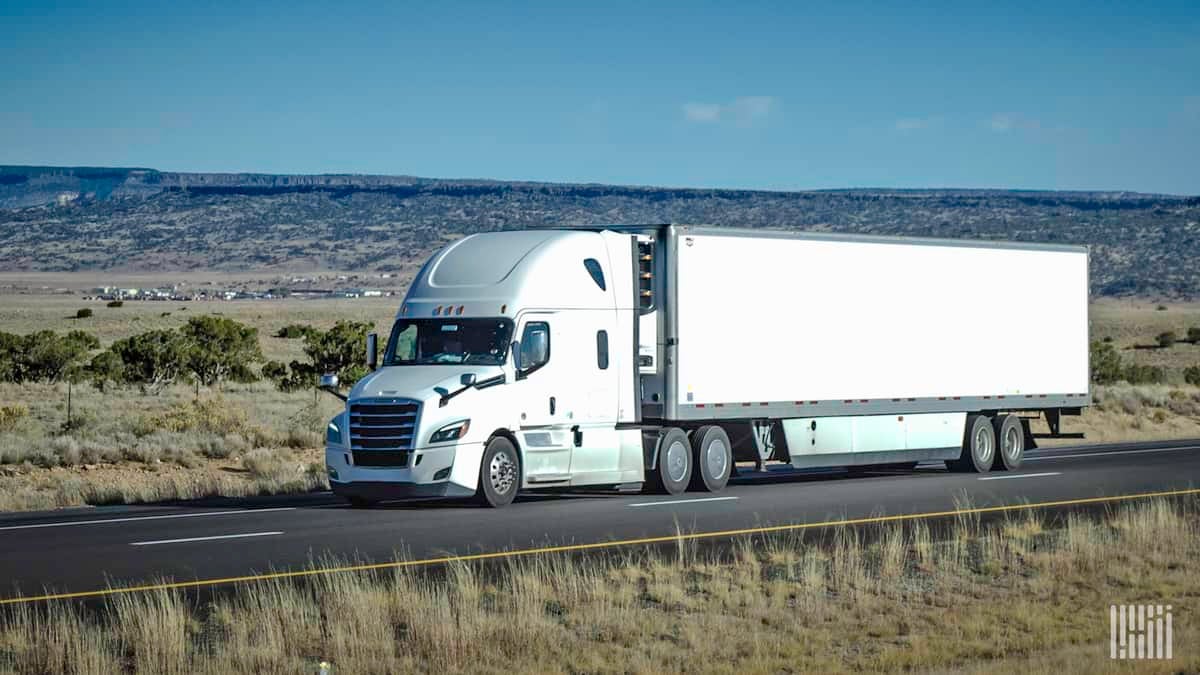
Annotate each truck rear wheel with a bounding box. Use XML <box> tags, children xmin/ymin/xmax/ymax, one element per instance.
<box><xmin>475</xmin><ymin>436</ymin><xmax>521</xmax><ymax>507</ymax></box>
<box><xmin>948</xmin><ymin>414</ymin><xmax>995</xmax><ymax>473</ymax></box>
<box><xmin>992</xmin><ymin>414</ymin><xmax>1024</xmax><ymax>471</ymax></box>
<box><xmin>648</xmin><ymin>428</ymin><xmax>691</xmax><ymax>495</ymax></box>
<box><xmin>689</xmin><ymin>425</ymin><xmax>732</xmax><ymax>493</ymax></box>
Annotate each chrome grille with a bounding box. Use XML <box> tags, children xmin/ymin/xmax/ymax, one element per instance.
<box><xmin>349</xmin><ymin>399</ymin><xmax>420</xmax><ymax>464</ymax></box>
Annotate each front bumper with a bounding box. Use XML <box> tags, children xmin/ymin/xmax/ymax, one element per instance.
<box><xmin>325</xmin><ymin>441</ymin><xmax>485</xmax><ymax>502</ymax></box>
<box><xmin>331</xmin><ymin>480</ymin><xmax>475</xmax><ymax>501</ymax></box>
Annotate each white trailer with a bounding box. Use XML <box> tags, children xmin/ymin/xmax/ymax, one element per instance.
<box><xmin>323</xmin><ymin>225</ymin><xmax>1089</xmax><ymax>507</ymax></box>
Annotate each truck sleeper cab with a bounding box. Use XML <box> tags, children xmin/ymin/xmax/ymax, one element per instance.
<box><xmin>325</xmin><ymin>225</ymin><xmax>1090</xmax><ymax>507</ymax></box>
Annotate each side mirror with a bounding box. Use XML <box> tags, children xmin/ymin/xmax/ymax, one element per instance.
<box><xmin>460</xmin><ymin>373</ymin><xmax>476</xmax><ymax>387</ymax></box>
<box><xmin>318</xmin><ymin>373</ymin><xmax>346</xmax><ymax>401</ymax></box>
<box><xmin>366</xmin><ymin>333</ymin><xmax>378</xmax><ymax>370</ymax></box>
<box><xmin>510</xmin><ymin>340</ymin><xmax>522</xmax><ymax>370</ymax></box>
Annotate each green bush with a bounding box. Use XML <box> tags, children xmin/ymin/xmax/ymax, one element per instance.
<box><xmin>1123</xmin><ymin>363</ymin><xmax>1165</xmax><ymax>385</ymax></box>
<box><xmin>180</xmin><ymin>315</ymin><xmax>263</xmax><ymax>387</ymax></box>
<box><xmin>111</xmin><ymin>329</ymin><xmax>190</xmax><ymax>391</ymax></box>
<box><xmin>274</xmin><ymin>323</ymin><xmax>315</xmax><ymax>339</ymax></box>
<box><xmin>1156</xmin><ymin>331</ymin><xmax>1176</xmax><ymax>348</ymax></box>
<box><xmin>106</xmin><ymin>300</ymin><xmax>123</xmax><ymax>308</ymax></box>
<box><xmin>1188</xmin><ymin>327</ymin><xmax>1200</xmax><ymax>344</ymax></box>
<box><xmin>266</xmin><ymin>321</ymin><xmax>372</xmax><ymax>392</ymax></box>
<box><xmin>0</xmin><ymin>330</ymin><xmax>100</xmax><ymax>383</ymax></box>
<box><xmin>1185</xmin><ymin>366</ymin><xmax>1200</xmax><ymax>387</ymax></box>
<box><xmin>75</xmin><ymin>308</ymin><xmax>93</xmax><ymax>319</ymax></box>
<box><xmin>1090</xmin><ymin>341</ymin><xmax>1123</xmax><ymax>385</ymax></box>
<box><xmin>87</xmin><ymin>350</ymin><xmax>125</xmax><ymax>391</ymax></box>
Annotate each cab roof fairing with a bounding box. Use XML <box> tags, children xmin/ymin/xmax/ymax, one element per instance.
<box><xmin>396</xmin><ymin>230</ymin><xmax>617</xmax><ymax>319</ymax></box>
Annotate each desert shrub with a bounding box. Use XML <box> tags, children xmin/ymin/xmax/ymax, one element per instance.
<box><xmin>1090</xmin><ymin>341</ymin><xmax>1123</xmax><ymax>385</ymax></box>
<box><xmin>145</xmin><ymin>397</ymin><xmax>252</xmax><ymax>436</ymax></box>
<box><xmin>75</xmin><ymin>308</ymin><xmax>93</xmax><ymax>319</ymax></box>
<box><xmin>1185</xmin><ymin>366</ymin><xmax>1200</xmax><ymax>386</ymax></box>
<box><xmin>1</xmin><ymin>330</ymin><xmax>100</xmax><ymax>383</ymax></box>
<box><xmin>1156</xmin><ymin>331</ymin><xmax>1176</xmax><ymax>348</ymax></box>
<box><xmin>1189</xmin><ymin>327</ymin><xmax>1200</xmax><ymax>344</ymax></box>
<box><xmin>111</xmin><ymin>330</ymin><xmax>190</xmax><ymax>391</ymax></box>
<box><xmin>0</xmin><ymin>404</ymin><xmax>29</xmax><ymax>432</ymax></box>
<box><xmin>266</xmin><ymin>321</ymin><xmax>371</xmax><ymax>392</ymax></box>
<box><xmin>180</xmin><ymin>315</ymin><xmax>263</xmax><ymax>387</ymax></box>
<box><xmin>87</xmin><ymin>350</ymin><xmax>124</xmax><ymax>391</ymax></box>
<box><xmin>106</xmin><ymin>300</ymin><xmax>123</xmax><ymax>308</ymax></box>
<box><xmin>1123</xmin><ymin>363</ymin><xmax>1165</xmax><ymax>385</ymax></box>
<box><xmin>274</xmin><ymin>324</ymin><xmax>316</xmax><ymax>339</ymax></box>
<box><xmin>1156</xmin><ymin>304</ymin><xmax>1167</xmax><ymax>311</ymax></box>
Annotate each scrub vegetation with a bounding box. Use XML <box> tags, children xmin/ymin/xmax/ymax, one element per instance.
<box><xmin>1</xmin><ymin>496</ymin><xmax>1196</xmax><ymax>673</ymax></box>
<box><xmin>0</xmin><ymin>294</ymin><xmax>1198</xmax><ymax>512</ymax></box>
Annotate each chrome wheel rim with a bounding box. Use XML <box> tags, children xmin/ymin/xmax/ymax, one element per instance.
<box><xmin>1003</xmin><ymin>425</ymin><xmax>1022</xmax><ymax>462</ymax></box>
<box><xmin>489</xmin><ymin>451</ymin><xmax>517</xmax><ymax>494</ymax></box>
<box><xmin>706</xmin><ymin>438</ymin><xmax>728</xmax><ymax>480</ymax></box>
<box><xmin>974</xmin><ymin>425</ymin><xmax>993</xmax><ymax>465</ymax></box>
<box><xmin>665</xmin><ymin>439</ymin><xmax>689</xmax><ymax>483</ymax></box>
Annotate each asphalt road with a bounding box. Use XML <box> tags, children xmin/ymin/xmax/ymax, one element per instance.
<box><xmin>2</xmin><ymin>439</ymin><xmax>1198</xmax><ymax>603</ymax></box>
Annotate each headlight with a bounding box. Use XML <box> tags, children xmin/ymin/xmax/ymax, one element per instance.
<box><xmin>326</xmin><ymin>418</ymin><xmax>343</xmax><ymax>445</ymax></box>
<box><xmin>430</xmin><ymin>419</ymin><xmax>470</xmax><ymax>443</ymax></box>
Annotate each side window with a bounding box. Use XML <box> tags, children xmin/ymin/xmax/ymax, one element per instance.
<box><xmin>583</xmin><ymin>258</ymin><xmax>606</xmax><ymax>291</ymax></box>
<box><xmin>518</xmin><ymin>322</ymin><xmax>550</xmax><ymax>377</ymax></box>
<box><xmin>596</xmin><ymin>330</ymin><xmax>609</xmax><ymax>370</ymax></box>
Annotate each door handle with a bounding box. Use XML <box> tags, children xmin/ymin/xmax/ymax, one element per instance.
<box><xmin>572</xmin><ymin>425</ymin><xmax>582</xmax><ymax>447</ymax></box>
<box><xmin>549</xmin><ymin>396</ymin><xmax>556</xmax><ymax>415</ymax></box>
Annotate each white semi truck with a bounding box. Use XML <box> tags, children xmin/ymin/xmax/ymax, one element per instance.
<box><xmin>323</xmin><ymin>225</ymin><xmax>1090</xmax><ymax>507</ymax></box>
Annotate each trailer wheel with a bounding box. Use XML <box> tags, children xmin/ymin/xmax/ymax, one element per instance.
<box><xmin>648</xmin><ymin>428</ymin><xmax>692</xmax><ymax>495</ymax></box>
<box><xmin>948</xmin><ymin>414</ymin><xmax>996</xmax><ymax>473</ymax></box>
<box><xmin>992</xmin><ymin>414</ymin><xmax>1024</xmax><ymax>471</ymax></box>
<box><xmin>689</xmin><ymin>425</ymin><xmax>732</xmax><ymax>493</ymax></box>
<box><xmin>475</xmin><ymin>435</ymin><xmax>521</xmax><ymax>507</ymax></box>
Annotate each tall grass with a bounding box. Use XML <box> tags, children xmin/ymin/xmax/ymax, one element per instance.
<box><xmin>1</xmin><ymin>497</ymin><xmax>1196</xmax><ymax>673</ymax></box>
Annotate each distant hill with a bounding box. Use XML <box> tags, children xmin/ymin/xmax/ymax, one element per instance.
<box><xmin>1</xmin><ymin>165</ymin><xmax>1198</xmax><ymax>296</ymax></box>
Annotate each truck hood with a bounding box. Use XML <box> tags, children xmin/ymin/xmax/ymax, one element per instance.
<box><xmin>348</xmin><ymin>364</ymin><xmax>505</xmax><ymax>405</ymax></box>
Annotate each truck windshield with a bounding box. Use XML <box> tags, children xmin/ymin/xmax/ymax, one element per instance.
<box><xmin>383</xmin><ymin>318</ymin><xmax>514</xmax><ymax>366</ymax></box>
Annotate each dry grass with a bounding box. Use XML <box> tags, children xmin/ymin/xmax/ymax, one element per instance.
<box><xmin>0</xmin><ymin>496</ymin><xmax>1196</xmax><ymax>674</ymax></box>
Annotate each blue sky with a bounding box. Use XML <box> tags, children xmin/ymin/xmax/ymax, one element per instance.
<box><xmin>2</xmin><ymin>0</ymin><xmax>1198</xmax><ymax>193</ymax></box>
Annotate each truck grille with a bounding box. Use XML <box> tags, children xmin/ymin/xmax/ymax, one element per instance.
<box><xmin>349</xmin><ymin>398</ymin><xmax>420</xmax><ymax>466</ymax></box>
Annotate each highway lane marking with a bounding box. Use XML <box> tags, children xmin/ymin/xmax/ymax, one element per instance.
<box><xmin>0</xmin><ymin>507</ymin><xmax>297</xmax><ymax>532</ymax></box>
<box><xmin>1028</xmin><ymin>446</ymin><xmax>1200</xmax><ymax>462</ymax></box>
<box><xmin>627</xmin><ymin>497</ymin><xmax>739</xmax><ymax>507</ymax></box>
<box><xmin>978</xmin><ymin>472</ymin><xmax>1061</xmax><ymax>481</ymax></box>
<box><xmin>4</xmin><ymin>485</ymin><xmax>1200</xmax><ymax>606</ymax></box>
<box><xmin>130</xmin><ymin>531</ymin><xmax>284</xmax><ymax>546</ymax></box>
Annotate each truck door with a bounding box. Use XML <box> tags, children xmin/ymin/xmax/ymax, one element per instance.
<box><xmin>565</xmin><ymin>311</ymin><xmax>621</xmax><ymax>481</ymax></box>
<box><xmin>512</xmin><ymin>313</ymin><xmax>573</xmax><ymax>482</ymax></box>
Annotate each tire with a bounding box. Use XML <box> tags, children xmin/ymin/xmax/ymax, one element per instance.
<box><xmin>948</xmin><ymin>414</ymin><xmax>996</xmax><ymax>473</ymax></box>
<box><xmin>346</xmin><ymin>496</ymin><xmax>376</xmax><ymax>509</ymax></box>
<box><xmin>648</xmin><ymin>428</ymin><xmax>691</xmax><ymax>495</ymax></box>
<box><xmin>992</xmin><ymin>414</ymin><xmax>1024</xmax><ymax>471</ymax></box>
<box><xmin>475</xmin><ymin>435</ymin><xmax>521</xmax><ymax>507</ymax></box>
<box><xmin>689</xmin><ymin>425</ymin><xmax>732</xmax><ymax>493</ymax></box>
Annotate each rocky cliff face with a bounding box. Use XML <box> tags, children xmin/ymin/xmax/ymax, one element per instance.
<box><xmin>1</xmin><ymin>166</ymin><xmax>1197</xmax><ymax>296</ymax></box>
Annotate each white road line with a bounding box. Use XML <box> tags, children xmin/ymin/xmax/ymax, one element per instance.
<box><xmin>628</xmin><ymin>496</ymin><xmax>740</xmax><ymax>508</ymax></box>
<box><xmin>978</xmin><ymin>472</ymin><xmax>1062</xmax><ymax>481</ymax></box>
<box><xmin>130</xmin><ymin>531</ymin><xmax>284</xmax><ymax>546</ymax></box>
<box><xmin>0</xmin><ymin>507</ymin><xmax>296</xmax><ymax>532</ymax></box>
<box><xmin>1028</xmin><ymin>446</ymin><xmax>1200</xmax><ymax>462</ymax></box>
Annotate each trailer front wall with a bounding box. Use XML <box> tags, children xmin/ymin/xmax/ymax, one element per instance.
<box><xmin>671</xmin><ymin>231</ymin><xmax>1088</xmax><ymax>414</ymax></box>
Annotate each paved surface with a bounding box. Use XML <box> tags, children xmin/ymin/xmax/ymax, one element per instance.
<box><xmin>1</xmin><ymin>439</ymin><xmax>1198</xmax><ymax>602</ymax></box>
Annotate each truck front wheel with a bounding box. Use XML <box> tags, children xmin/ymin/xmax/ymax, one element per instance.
<box><xmin>648</xmin><ymin>428</ymin><xmax>692</xmax><ymax>495</ymax></box>
<box><xmin>476</xmin><ymin>436</ymin><xmax>521</xmax><ymax>507</ymax></box>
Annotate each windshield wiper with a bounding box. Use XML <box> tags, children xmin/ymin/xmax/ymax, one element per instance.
<box><xmin>437</xmin><ymin>373</ymin><xmax>506</xmax><ymax>407</ymax></box>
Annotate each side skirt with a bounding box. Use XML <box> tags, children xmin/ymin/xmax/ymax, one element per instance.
<box><xmin>788</xmin><ymin>446</ymin><xmax>960</xmax><ymax>469</ymax></box>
